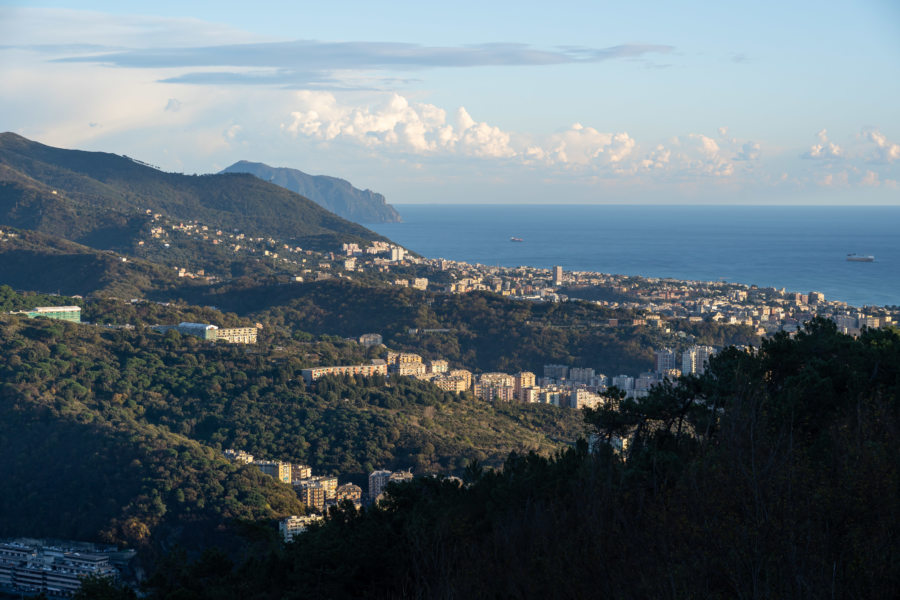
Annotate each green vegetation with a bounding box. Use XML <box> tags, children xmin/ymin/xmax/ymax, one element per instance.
<box><xmin>0</xmin><ymin>289</ymin><xmax>582</xmax><ymax>556</ymax></box>
<box><xmin>170</xmin><ymin>280</ymin><xmax>756</xmax><ymax>375</ymax></box>
<box><xmin>221</xmin><ymin>160</ymin><xmax>401</xmax><ymax>224</ymax></box>
<box><xmin>0</xmin><ymin>132</ymin><xmax>386</xmax><ymax>253</ymax></box>
<box><xmin>0</xmin><ymin>229</ymin><xmax>186</xmax><ymax>297</ymax></box>
<box><xmin>145</xmin><ymin>319</ymin><xmax>900</xmax><ymax>599</ymax></box>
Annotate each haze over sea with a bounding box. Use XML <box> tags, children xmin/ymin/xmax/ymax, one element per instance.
<box><xmin>371</xmin><ymin>205</ymin><xmax>900</xmax><ymax>309</ymax></box>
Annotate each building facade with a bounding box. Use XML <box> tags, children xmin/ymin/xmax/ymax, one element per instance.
<box><xmin>301</xmin><ymin>364</ymin><xmax>389</xmax><ymax>383</ymax></box>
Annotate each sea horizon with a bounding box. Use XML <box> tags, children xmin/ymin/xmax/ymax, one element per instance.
<box><xmin>371</xmin><ymin>204</ymin><xmax>900</xmax><ymax>309</ymax></box>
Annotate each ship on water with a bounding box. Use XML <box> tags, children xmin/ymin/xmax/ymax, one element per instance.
<box><xmin>846</xmin><ymin>253</ymin><xmax>875</xmax><ymax>262</ymax></box>
<box><xmin>510</xmin><ymin>236</ymin><xmax>524</xmax><ymax>242</ymax></box>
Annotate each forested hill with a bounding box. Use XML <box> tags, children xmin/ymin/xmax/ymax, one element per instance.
<box><xmin>221</xmin><ymin>160</ymin><xmax>401</xmax><ymax>224</ymax></box>
<box><xmin>0</xmin><ymin>133</ymin><xmax>387</xmax><ymax>251</ymax></box>
<box><xmin>0</xmin><ymin>287</ymin><xmax>583</xmax><ymax>560</ymax></box>
<box><xmin>145</xmin><ymin>319</ymin><xmax>900</xmax><ymax>600</ymax></box>
<box><xmin>167</xmin><ymin>279</ymin><xmax>758</xmax><ymax>376</ymax></box>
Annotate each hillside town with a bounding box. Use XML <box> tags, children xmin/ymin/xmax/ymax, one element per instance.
<box><xmin>131</xmin><ymin>216</ymin><xmax>897</xmax><ymax>338</ymax></box>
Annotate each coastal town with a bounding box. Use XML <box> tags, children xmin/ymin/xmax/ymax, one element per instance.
<box><xmin>130</xmin><ymin>215</ymin><xmax>897</xmax><ymax>339</ymax></box>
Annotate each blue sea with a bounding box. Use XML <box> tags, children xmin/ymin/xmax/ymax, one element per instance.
<box><xmin>370</xmin><ymin>205</ymin><xmax>900</xmax><ymax>308</ymax></box>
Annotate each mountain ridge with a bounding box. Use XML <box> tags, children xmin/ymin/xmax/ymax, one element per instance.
<box><xmin>0</xmin><ymin>133</ymin><xmax>388</xmax><ymax>253</ymax></box>
<box><xmin>221</xmin><ymin>159</ymin><xmax>401</xmax><ymax>224</ymax></box>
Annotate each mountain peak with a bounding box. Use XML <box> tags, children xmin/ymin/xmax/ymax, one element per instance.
<box><xmin>221</xmin><ymin>161</ymin><xmax>401</xmax><ymax>224</ymax></box>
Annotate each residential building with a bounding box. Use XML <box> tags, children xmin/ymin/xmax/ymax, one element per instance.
<box><xmin>279</xmin><ymin>515</ymin><xmax>323</xmax><ymax>542</ymax></box>
<box><xmin>0</xmin><ymin>543</ymin><xmax>118</xmax><ymax>598</ymax></box>
<box><xmin>568</xmin><ymin>367</ymin><xmax>595</xmax><ymax>383</ymax></box>
<box><xmin>514</xmin><ymin>371</ymin><xmax>536</xmax><ymax>400</ymax></box>
<box><xmin>653</xmin><ymin>349</ymin><xmax>677</xmax><ymax>373</ymax></box>
<box><xmin>216</xmin><ymin>326</ymin><xmax>258</xmax><ymax>344</ymax></box>
<box><xmin>359</xmin><ymin>333</ymin><xmax>383</xmax><ymax>347</ymax></box>
<box><xmin>449</xmin><ymin>369</ymin><xmax>473</xmax><ymax>390</ymax></box>
<box><xmin>571</xmin><ymin>388</ymin><xmax>604</xmax><ymax>410</ymax></box>
<box><xmin>368</xmin><ymin>470</ymin><xmax>393</xmax><ymax>502</ymax></box>
<box><xmin>291</xmin><ymin>464</ymin><xmax>312</xmax><ymax>482</ymax></box>
<box><xmin>396</xmin><ymin>362</ymin><xmax>428</xmax><ymax>377</ymax></box>
<box><xmin>429</xmin><ymin>360</ymin><xmax>449</xmax><ymax>374</ymax></box>
<box><xmin>254</xmin><ymin>460</ymin><xmax>291</xmax><ymax>484</ymax></box>
<box><xmin>296</xmin><ymin>480</ymin><xmax>326</xmax><ymax>511</ymax></box>
<box><xmin>433</xmin><ymin>374</ymin><xmax>470</xmax><ymax>393</ymax></box>
<box><xmin>386</xmin><ymin>351</ymin><xmax>423</xmax><ymax>365</ymax></box>
<box><xmin>336</xmin><ymin>483</ymin><xmax>363</xmax><ymax>504</ymax></box>
<box><xmin>543</xmin><ymin>364</ymin><xmax>569</xmax><ymax>380</ymax></box>
<box><xmin>611</xmin><ymin>375</ymin><xmax>634</xmax><ymax>392</ymax></box>
<box><xmin>224</xmin><ymin>449</ymin><xmax>254</xmax><ymax>464</ymax></box>
<box><xmin>301</xmin><ymin>364</ymin><xmax>388</xmax><ymax>383</ymax></box>
<box><xmin>682</xmin><ymin>345</ymin><xmax>716</xmax><ymax>375</ymax></box>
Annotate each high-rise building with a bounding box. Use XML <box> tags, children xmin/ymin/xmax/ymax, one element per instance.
<box><xmin>611</xmin><ymin>375</ymin><xmax>634</xmax><ymax>391</ymax></box>
<box><xmin>296</xmin><ymin>481</ymin><xmax>325</xmax><ymax>511</ymax></box>
<box><xmin>291</xmin><ymin>464</ymin><xmax>312</xmax><ymax>482</ymax></box>
<box><xmin>653</xmin><ymin>349</ymin><xmax>677</xmax><ymax>373</ymax></box>
<box><xmin>681</xmin><ymin>346</ymin><xmax>716</xmax><ymax>375</ymax></box>
<box><xmin>543</xmin><ymin>364</ymin><xmax>569</xmax><ymax>380</ymax></box>
<box><xmin>514</xmin><ymin>371</ymin><xmax>536</xmax><ymax>400</ymax></box>
<box><xmin>569</xmin><ymin>367</ymin><xmax>595</xmax><ymax>383</ymax></box>
<box><xmin>552</xmin><ymin>266</ymin><xmax>564</xmax><ymax>286</ymax></box>
<box><xmin>368</xmin><ymin>470</ymin><xmax>393</xmax><ymax>502</ymax></box>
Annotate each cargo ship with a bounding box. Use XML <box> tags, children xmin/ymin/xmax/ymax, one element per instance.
<box><xmin>846</xmin><ymin>254</ymin><xmax>875</xmax><ymax>262</ymax></box>
<box><xmin>510</xmin><ymin>237</ymin><xmax>524</xmax><ymax>242</ymax></box>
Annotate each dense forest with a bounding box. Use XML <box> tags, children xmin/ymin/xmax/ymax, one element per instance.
<box><xmin>168</xmin><ymin>280</ymin><xmax>758</xmax><ymax>376</ymax></box>
<box><xmin>0</xmin><ymin>292</ymin><xmax>582</xmax><ymax>557</ymax></box>
<box><xmin>143</xmin><ymin>319</ymin><xmax>900</xmax><ymax>599</ymax></box>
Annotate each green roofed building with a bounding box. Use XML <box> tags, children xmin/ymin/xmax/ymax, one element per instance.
<box><xmin>22</xmin><ymin>306</ymin><xmax>81</xmax><ymax>323</ymax></box>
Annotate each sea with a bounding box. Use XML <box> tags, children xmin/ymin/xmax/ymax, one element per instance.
<box><xmin>370</xmin><ymin>205</ymin><xmax>900</xmax><ymax>309</ymax></box>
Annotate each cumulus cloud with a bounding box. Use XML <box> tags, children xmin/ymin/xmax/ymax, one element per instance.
<box><xmin>281</xmin><ymin>91</ymin><xmax>769</xmax><ymax>186</ymax></box>
<box><xmin>283</xmin><ymin>92</ymin><xmax>515</xmax><ymax>158</ymax></box>
<box><xmin>803</xmin><ymin>129</ymin><xmax>842</xmax><ymax>159</ymax></box>
<box><xmin>734</xmin><ymin>141</ymin><xmax>761</xmax><ymax>161</ymax></box>
<box><xmin>864</xmin><ymin>128</ymin><xmax>900</xmax><ymax>163</ymax></box>
<box><xmin>860</xmin><ymin>170</ymin><xmax>879</xmax><ymax>186</ymax></box>
<box><xmin>820</xmin><ymin>171</ymin><xmax>850</xmax><ymax>187</ymax></box>
<box><xmin>539</xmin><ymin>123</ymin><xmax>635</xmax><ymax>166</ymax></box>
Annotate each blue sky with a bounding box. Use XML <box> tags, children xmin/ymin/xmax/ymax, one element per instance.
<box><xmin>1</xmin><ymin>1</ymin><xmax>898</xmax><ymax>204</ymax></box>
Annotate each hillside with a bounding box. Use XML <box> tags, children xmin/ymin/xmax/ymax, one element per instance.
<box><xmin>0</xmin><ymin>289</ymin><xmax>583</xmax><ymax>558</ymax></box>
<box><xmin>0</xmin><ymin>227</ymin><xmax>186</xmax><ymax>297</ymax></box>
<box><xmin>221</xmin><ymin>160</ymin><xmax>401</xmax><ymax>224</ymax></box>
<box><xmin>0</xmin><ymin>133</ymin><xmax>387</xmax><ymax>253</ymax></box>
<box><xmin>146</xmin><ymin>320</ymin><xmax>900</xmax><ymax>599</ymax></box>
<box><xmin>163</xmin><ymin>279</ymin><xmax>757</xmax><ymax>376</ymax></box>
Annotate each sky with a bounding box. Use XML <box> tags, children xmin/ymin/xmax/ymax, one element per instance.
<box><xmin>1</xmin><ymin>1</ymin><xmax>899</xmax><ymax>204</ymax></box>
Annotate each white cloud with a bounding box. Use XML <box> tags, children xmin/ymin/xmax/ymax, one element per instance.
<box><xmin>541</xmin><ymin>124</ymin><xmax>635</xmax><ymax>167</ymax></box>
<box><xmin>803</xmin><ymin>129</ymin><xmax>842</xmax><ymax>159</ymax></box>
<box><xmin>283</xmin><ymin>91</ymin><xmax>515</xmax><ymax>158</ymax></box>
<box><xmin>734</xmin><ymin>141</ymin><xmax>761</xmax><ymax>161</ymax></box>
<box><xmin>820</xmin><ymin>171</ymin><xmax>849</xmax><ymax>187</ymax></box>
<box><xmin>860</xmin><ymin>170</ymin><xmax>879</xmax><ymax>186</ymax></box>
<box><xmin>864</xmin><ymin>128</ymin><xmax>900</xmax><ymax>163</ymax></box>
